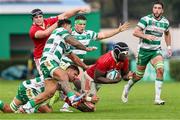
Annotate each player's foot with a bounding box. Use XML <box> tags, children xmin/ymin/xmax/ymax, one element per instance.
<box><xmin>121</xmin><ymin>85</ymin><xmax>129</xmax><ymax>103</ymax></box>
<box><xmin>60</xmin><ymin>108</ymin><xmax>73</xmax><ymax>112</ymax></box>
<box><xmin>154</xmin><ymin>99</ymin><xmax>165</xmax><ymax>105</ymax></box>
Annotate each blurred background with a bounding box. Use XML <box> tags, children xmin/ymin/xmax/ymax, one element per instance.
<box><xmin>0</xmin><ymin>0</ymin><xmax>180</xmax><ymax>81</ymax></box>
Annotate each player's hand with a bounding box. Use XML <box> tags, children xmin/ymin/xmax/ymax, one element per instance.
<box><xmin>167</xmin><ymin>48</ymin><xmax>172</xmax><ymax>57</ymax></box>
<box><xmin>78</xmin><ymin>7</ymin><xmax>91</xmax><ymax>14</ymax></box>
<box><xmin>127</xmin><ymin>71</ymin><xmax>135</xmax><ymax>80</ymax></box>
<box><xmin>91</xmin><ymin>95</ymin><xmax>100</xmax><ymax>103</ymax></box>
<box><xmin>85</xmin><ymin>46</ymin><xmax>97</xmax><ymax>52</ymax></box>
<box><xmin>118</xmin><ymin>22</ymin><xmax>130</xmax><ymax>32</ymax></box>
<box><xmin>145</xmin><ymin>35</ymin><xmax>157</xmax><ymax>41</ymax></box>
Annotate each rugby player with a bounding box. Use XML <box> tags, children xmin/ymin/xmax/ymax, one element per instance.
<box><xmin>121</xmin><ymin>1</ymin><xmax>172</xmax><ymax>105</ymax></box>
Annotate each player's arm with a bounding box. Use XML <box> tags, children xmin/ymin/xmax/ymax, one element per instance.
<box><xmin>94</xmin><ymin>69</ymin><xmax>121</xmax><ymax>84</ymax></box>
<box><xmin>66</xmin><ymin>52</ymin><xmax>88</xmax><ymax>70</ymax></box>
<box><xmin>34</xmin><ymin>22</ymin><xmax>58</xmax><ymax>39</ymax></box>
<box><xmin>164</xmin><ymin>30</ymin><xmax>172</xmax><ymax>56</ymax></box>
<box><xmin>97</xmin><ymin>22</ymin><xmax>129</xmax><ymax>40</ymax></box>
<box><xmin>65</xmin><ymin>35</ymin><xmax>96</xmax><ymax>52</ymax></box>
<box><xmin>133</xmin><ymin>26</ymin><xmax>156</xmax><ymax>41</ymax></box>
<box><xmin>57</xmin><ymin>7</ymin><xmax>90</xmax><ymax>20</ymax></box>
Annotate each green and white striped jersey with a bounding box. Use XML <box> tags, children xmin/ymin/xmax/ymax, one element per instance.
<box><xmin>137</xmin><ymin>14</ymin><xmax>169</xmax><ymax>50</ymax></box>
<box><xmin>22</xmin><ymin>76</ymin><xmax>44</xmax><ymax>94</ymax></box>
<box><xmin>62</xmin><ymin>29</ymin><xmax>98</xmax><ymax>62</ymax></box>
<box><xmin>41</xmin><ymin>27</ymin><xmax>72</xmax><ymax>64</ymax></box>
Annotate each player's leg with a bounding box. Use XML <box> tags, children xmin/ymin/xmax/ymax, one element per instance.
<box><xmin>122</xmin><ymin>49</ymin><xmax>149</xmax><ymax>103</ymax></box>
<box><xmin>34</xmin><ymin>58</ymin><xmax>43</xmax><ymax>76</ymax></box>
<box><xmin>0</xmin><ymin>97</ymin><xmax>23</xmax><ymax>113</ymax></box>
<box><xmin>38</xmin><ymin>104</ymin><xmax>53</xmax><ymax>113</ymax></box>
<box><xmin>18</xmin><ymin>79</ymin><xmax>57</xmax><ymax>113</ymax></box>
<box><xmin>81</xmin><ymin>71</ymin><xmax>99</xmax><ymax>103</ymax></box>
<box><xmin>150</xmin><ymin>55</ymin><xmax>165</xmax><ymax>105</ymax></box>
<box><xmin>121</xmin><ymin>65</ymin><xmax>146</xmax><ymax>103</ymax></box>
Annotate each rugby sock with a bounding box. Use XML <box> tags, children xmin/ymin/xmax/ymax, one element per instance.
<box><xmin>126</xmin><ymin>79</ymin><xmax>136</xmax><ymax>90</ymax></box>
<box><xmin>24</xmin><ymin>100</ymin><xmax>36</xmax><ymax>109</ymax></box>
<box><xmin>10</xmin><ymin>100</ymin><xmax>19</xmax><ymax>112</ymax></box>
<box><xmin>0</xmin><ymin>100</ymin><xmax>4</xmax><ymax>110</ymax></box>
<box><xmin>67</xmin><ymin>92</ymin><xmax>75</xmax><ymax>103</ymax></box>
<box><xmin>155</xmin><ymin>80</ymin><xmax>163</xmax><ymax>100</ymax></box>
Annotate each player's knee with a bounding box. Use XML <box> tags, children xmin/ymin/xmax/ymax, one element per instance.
<box><xmin>156</xmin><ymin>67</ymin><xmax>164</xmax><ymax>76</ymax></box>
<box><xmin>134</xmin><ymin>69</ymin><xmax>145</xmax><ymax>81</ymax></box>
<box><xmin>134</xmin><ymin>73</ymin><xmax>143</xmax><ymax>81</ymax></box>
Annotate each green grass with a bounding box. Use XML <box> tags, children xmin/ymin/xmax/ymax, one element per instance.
<box><xmin>0</xmin><ymin>79</ymin><xmax>180</xmax><ymax>119</ymax></box>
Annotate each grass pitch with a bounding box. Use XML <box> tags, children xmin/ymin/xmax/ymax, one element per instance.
<box><xmin>0</xmin><ymin>79</ymin><xmax>180</xmax><ymax>120</ymax></box>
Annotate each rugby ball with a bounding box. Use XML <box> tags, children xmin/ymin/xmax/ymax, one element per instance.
<box><xmin>106</xmin><ymin>69</ymin><xmax>120</xmax><ymax>80</ymax></box>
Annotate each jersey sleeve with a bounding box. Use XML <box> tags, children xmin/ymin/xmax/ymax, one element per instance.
<box><xmin>45</xmin><ymin>16</ymin><xmax>58</xmax><ymax>25</ymax></box>
<box><xmin>165</xmin><ymin>20</ymin><xmax>170</xmax><ymax>32</ymax></box>
<box><xmin>64</xmin><ymin>45</ymin><xmax>72</xmax><ymax>55</ymax></box>
<box><xmin>56</xmin><ymin>28</ymin><xmax>71</xmax><ymax>40</ymax></box>
<box><xmin>137</xmin><ymin>16</ymin><xmax>148</xmax><ymax>29</ymax></box>
<box><xmin>29</xmin><ymin>26</ymin><xmax>41</xmax><ymax>39</ymax></box>
<box><xmin>88</xmin><ymin>30</ymin><xmax>98</xmax><ymax>40</ymax></box>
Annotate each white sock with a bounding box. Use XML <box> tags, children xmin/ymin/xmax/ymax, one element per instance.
<box><xmin>126</xmin><ymin>79</ymin><xmax>135</xmax><ymax>90</ymax></box>
<box><xmin>155</xmin><ymin>80</ymin><xmax>163</xmax><ymax>100</ymax></box>
<box><xmin>62</xmin><ymin>102</ymin><xmax>69</xmax><ymax>109</ymax></box>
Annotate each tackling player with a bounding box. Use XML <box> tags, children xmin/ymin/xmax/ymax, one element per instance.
<box><xmin>0</xmin><ymin>65</ymin><xmax>80</xmax><ymax>113</ymax></box>
<box><xmin>16</xmin><ymin>19</ymin><xmax>96</xmax><ymax>113</ymax></box>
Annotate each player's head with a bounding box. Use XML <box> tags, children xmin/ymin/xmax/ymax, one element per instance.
<box><xmin>31</xmin><ymin>8</ymin><xmax>44</xmax><ymax>26</ymax></box>
<box><xmin>66</xmin><ymin>64</ymin><xmax>80</xmax><ymax>82</ymax></box>
<box><xmin>152</xmin><ymin>1</ymin><xmax>164</xmax><ymax>19</ymax></box>
<box><xmin>74</xmin><ymin>15</ymin><xmax>87</xmax><ymax>33</ymax></box>
<box><xmin>58</xmin><ymin>19</ymin><xmax>72</xmax><ymax>33</ymax></box>
<box><xmin>113</xmin><ymin>42</ymin><xmax>129</xmax><ymax>62</ymax></box>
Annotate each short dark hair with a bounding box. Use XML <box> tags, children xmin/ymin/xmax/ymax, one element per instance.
<box><xmin>31</xmin><ymin>8</ymin><xmax>43</xmax><ymax>18</ymax></box>
<box><xmin>67</xmin><ymin>64</ymin><xmax>80</xmax><ymax>75</ymax></box>
<box><xmin>153</xmin><ymin>1</ymin><xmax>164</xmax><ymax>9</ymax></box>
<box><xmin>58</xmin><ymin>19</ymin><xmax>71</xmax><ymax>27</ymax></box>
<box><xmin>75</xmin><ymin>15</ymin><xmax>87</xmax><ymax>21</ymax></box>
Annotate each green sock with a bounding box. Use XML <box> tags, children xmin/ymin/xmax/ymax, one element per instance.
<box><xmin>0</xmin><ymin>100</ymin><xmax>4</xmax><ymax>110</ymax></box>
<box><xmin>27</xmin><ymin>100</ymin><xmax>36</xmax><ymax>108</ymax></box>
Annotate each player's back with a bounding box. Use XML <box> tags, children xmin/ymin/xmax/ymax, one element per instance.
<box><xmin>41</xmin><ymin>27</ymin><xmax>71</xmax><ymax>64</ymax></box>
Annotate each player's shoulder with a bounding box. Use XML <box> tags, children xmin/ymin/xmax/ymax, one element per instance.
<box><xmin>140</xmin><ymin>14</ymin><xmax>152</xmax><ymax>21</ymax></box>
<box><xmin>161</xmin><ymin>16</ymin><xmax>169</xmax><ymax>24</ymax></box>
<box><xmin>56</xmin><ymin>27</ymin><xmax>68</xmax><ymax>32</ymax></box>
<box><xmin>99</xmin><ymin>51</ymin><xmax>113</xmax><ymax>62</ymax></box>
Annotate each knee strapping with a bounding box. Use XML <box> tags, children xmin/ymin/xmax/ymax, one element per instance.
<box><xmin>154</xmin><ymin>61</ymin><xmax>164</xmax><ymax>70</ymax></box>
<box><xmin>135</xmin><ymin>69</ymin><xmax>145</xmax><ymax>79</ymax></box>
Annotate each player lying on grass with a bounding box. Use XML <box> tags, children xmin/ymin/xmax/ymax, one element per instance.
<box><xmin>0</xmin><ymin>65</ymin><xmax>81</xmax><ymax>113</ymax></box>
<box><xmin>81</xmin><ymin>42</ymin><xmax>132</xmax><ymax>101</ymax></box>
<box><xmin>54</xmin><ymin>42</ymin><xmax>133</xmax><ymax>112</ymax></box>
